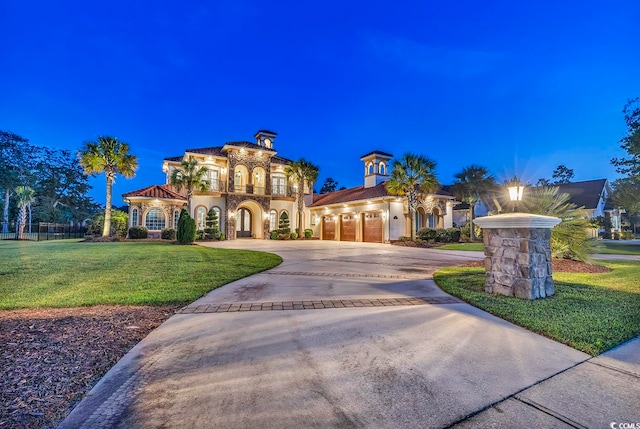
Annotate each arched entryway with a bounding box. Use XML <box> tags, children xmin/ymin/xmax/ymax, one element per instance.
<box><xmin>236</xmin><ymin>207</ymin><xmax>252</xmax><ymax>238</ymax></box>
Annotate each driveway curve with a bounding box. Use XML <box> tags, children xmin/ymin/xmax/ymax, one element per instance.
<box><xmin>60</xmin><ymin>241</ymin><xmax>590</xmax><ymax>429</ymax></box>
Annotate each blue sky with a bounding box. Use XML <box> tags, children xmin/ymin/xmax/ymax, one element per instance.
<box><xmin>2</xmin><ymin>0</ymin><xmax>639</xmax><ymax>205</ymax></box>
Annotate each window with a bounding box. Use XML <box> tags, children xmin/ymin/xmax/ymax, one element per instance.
<box><xmin>210</xmin><ymin>169</ymin><xmax>219</xmax><ymax>191</ymax></box>
<box><xmin>174</xmin><ymin>210</ymin><xmax>180</xmax><ymax>228</ymax></box>
<box><xmin>145</xmin><ymin>208</ymin><xmax>166</xmax><ymax>230</ymax></box>
<box><xmin>196</xmin><ymin>206</ymin><xmax>207</xmax><ymax>230</ymax></box>
<box><xmin>131</xmin><ymin>208</ymin><xmax>138</xmax><ymax>226</ymax></box>
<box><xmin>272</xmin><ymin>175</ymin><xmax>286</xmax><ymax>196</ymax></box>
<box><xmin>269</xmin><ymin>210</ymin><xmax>277</xmax><ymax>230</ymax></box>
<box><xmin>379</xmin><ymin>162</ymin><xmax>386</xmax><ymax>175</ymax></box>
<box><xmin>367</xmin><ymin>163</ymin><xmax>373</xmax><ymax>175</ymax></box>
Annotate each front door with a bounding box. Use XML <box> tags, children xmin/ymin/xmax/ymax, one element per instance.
<box><xmin>236</xmin><ymin>208</ymin><xmax>252</xmax><ymax>238</ymax></box>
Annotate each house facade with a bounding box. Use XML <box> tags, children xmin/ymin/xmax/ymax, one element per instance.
<box><xmin>122</xmin><ymin>131</ymin><xmax>454</xmax><ymax>242</ymax></box>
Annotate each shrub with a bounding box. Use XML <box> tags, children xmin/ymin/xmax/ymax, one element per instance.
<box><xmin>435</xmin><ymin>228</ymin><xmax>461</xmax><ymax>243</ymax></box>
<box><xmin>290</xmin><ymin>232</ymin><xmax>298</xmax><ymax>240</ymax></box>
<box><xmin>459</xmin><ymin>223</ymin><xmax>482</xmax><ymax>241</ymax></box>
<box><xmin>270</xmin><ymin>230</ymin><xmax>278</xmax><ymax>240</ymax></box>
<box><xmin>204</xmin><ymin>208</ymin><xmax>220</xmax><ymax>239</ymax></box>
<box><xmin>304</xmin><ymin>229</ymin><xmax>313</xmax><ymax>239</ymax></box>
<box><xmin>417</xmin><ymin>228</ymin><xmax>437</xmax><ymax>241</ymax></box>
<box><xmin>621</xmin><ymin>231</ymin><xmax>634</xmax><ymax>240</ymax></box>
<box><xmin>86</xmin><ymin>209</ymin><xmax>129</xmax><ymax>238</ymax></box>
<box><xmin>218</xmin><ymin>232</ymin><xmax>225</xmax><ymax>241</ymax></box>
<box><xmin>177</xmin><ymin>209</ymin><xmax>196</xmax><ymax>244</ymax></box>
<box><xmin>196</xmin><ymin>230</ymin><xmax>205</xmax><ymax>240</ymax></box>
<box><xmin>161</xmin><ymin>228</ymin><xmax>176</xmax><ymax>240</ymax></box>
<box><xmin>128</xmin><ymin>226</ymin><xmax>148</xmax><ymax>239</ymax></box>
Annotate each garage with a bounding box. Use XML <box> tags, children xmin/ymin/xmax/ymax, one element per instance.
<box><xmin>322</xmin><ymin>216</ymin><xmax>335</xmax><ymax>240</ymax></box>
<box><xmin>340</xmin><ymin>214</ymin><xmax>356</xmax><ymax>241</ymax></box>
<box><xmin>362</xmin><ymin>212</ymin><xmax>383</xmax><ymax>243</ymax></box>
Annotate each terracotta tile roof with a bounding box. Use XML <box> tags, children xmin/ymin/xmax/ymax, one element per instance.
<box><xmin>311</xmin><ymin>181</ymin><xmax>454</xmax><ymax>207</ymax></box>
<box><xmin>271</xmin><ymin>155</ymin><xmax>293</xmax><ymax>165</ymax></box>
<box><xmin>223</xmin><ymin>141</ymin><xmax>276</xmax><ymax>152</ymax></box>
<box><xmin>122</xmin><ymin>185</ymin><xmax>186</xmax><ymax>200</ymax></box>
<box><xmin>184</xmin><ymin>146</ymin><xmax>225</xmax><ymax>156</ymax></box>
<box><xmin>554</xmin><ymin>179</ymin><xmax>607</xmax><ymax>210</ymax></box>
<box><xmin>360</xmin><ymin>150</ymin><xmax>393</xmax><ymax>159</ymax></box>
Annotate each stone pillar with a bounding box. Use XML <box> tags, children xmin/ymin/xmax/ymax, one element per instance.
<box><xmin>473</xmin><ymin>213</ymin><xmax>561</xmax><ymax>300</ymax></box>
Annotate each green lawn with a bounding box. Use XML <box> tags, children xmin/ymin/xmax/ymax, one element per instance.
<box><xmin>434</xmin><ymin>260</ymin><xmax>640</xmax><ymax>355</ymax></box>
<box><xmin>596</xmin><ymin>241</ymin><xmax>640</xmax><ymax>255</ymax></box>
<box><xmin>0</xmin><ymin>240</ymin><xmax>282</xmax><ymax>310</ymax></box>
<box><xmin>435</xmin><ymin>242</ymin><xmax>484</xmax><ymax>251</ymax></box>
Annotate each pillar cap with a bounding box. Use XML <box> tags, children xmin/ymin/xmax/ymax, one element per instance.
<box><xmin>473</xmin><ymin>213</ymin><xmax>561</xmax><ymax>229</ymax></box>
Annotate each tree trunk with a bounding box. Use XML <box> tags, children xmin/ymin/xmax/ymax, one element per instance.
<box><xmin>2</xmin><ymin>189</ymin><xmax>9</xmax><ymax>233</ymax></box>
<box><xmin>15</xmin><ymin>205</ymin><xmax>26</xmax><ymax>240</ymax></box>
<box><xmin>297</xmin><ymin>183</ymin><xmax>304</xmax><ymax>238</ymax></box>
<box><xmin>103</xmin><ymin>177</ymin><xmax>113</xmax><ymax>237</ymax></box>
<box><xmin>470</xmin><ymin>203</ymin><xmax>475</xmax><ymax>241</ymax></box>
<box><xmin>409</xmin><ymin>207</ymin><xmax>416</xmax><ymax>240</ymax></box>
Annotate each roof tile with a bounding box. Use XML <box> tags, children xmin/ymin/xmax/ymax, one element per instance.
<box><xmin>122</xmin><ymin>185</ymin><xmax>186</xmax><ymax>200</ymax></box>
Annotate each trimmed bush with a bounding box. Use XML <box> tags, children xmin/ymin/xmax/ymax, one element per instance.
<box><xmin>161</xmin><ymin>228</ymin><xmax>176</xmax><ymax>240</ymax></box>
<box><xmin>218</xmin><ymin>232</ymin><xmax>225</xmax><ymax>241</ymax></box>
<box><xmin>290</xmin><ymin>232</ymin><xmax>298</xmax><ymax>240</ymax></box>
<box><xmin>304</xmin><ymin>229</ymin><xmax>313</xmax><ymax>239</ymax></box>
<box><xmin>204</xmin><ymin>208</ymin><xmax>220</xmax><ymax>239</ymax></box>
<box><xmin>417</xmin><ymin>228</ymin><xmax>438</xmax><ymax>241</ymax></box>
<box><xmin>435</xmin><ymin>228</ymin><xmax>461</xmax><ymax>243</ymax></box>
<box><xmin>177</xmin><ymin>209</ymin><xmax>197</xmax><ymax>244</ymax></box>
<box><xmin>270</xmin><ymin>230</ymin><xmax>278</xmax><ymax>240</ymax></box>
<box><xmin>128</xmin><ymin>226</ymin><xmax>148</xmax><ymax>239</ymax></box>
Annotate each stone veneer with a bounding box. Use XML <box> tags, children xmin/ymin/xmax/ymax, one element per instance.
<box><xmin>474</xmin><ymin>213</ymin><xmax>561</xmax><ymax>300</ymax></box>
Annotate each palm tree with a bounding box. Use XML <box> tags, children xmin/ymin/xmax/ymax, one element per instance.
<box><xmin>79</xmin><ymin>136</ymin><xmax>138</xmax><ymax>237</ymax></box>
<box><xmin>520</xmin><ymin>186</ymin><xmax>597</xmax><ymax>261</ymax></box>
<box><xmin>169</xmin><ymin>157</ymin><xmax>210</xmax><ymax>215</ymax></box>
<box><xmin>14</xmin><ymin>186</ymin><xmax>35</xmax><ymax>240</ymax></box>
<box><xmin>450</xmin><ymin>165</ymin><xmax>496</xmax><ymax>241</ymax></box>
<box><xmin>386</xmin><ymin>153</ymin><xmax>440</xmax><ymax>241</ymax></box>
<box><xmin>285</xmin><ymin>158</ymin><xmax>319</xmax><ymax>237</ymax></box>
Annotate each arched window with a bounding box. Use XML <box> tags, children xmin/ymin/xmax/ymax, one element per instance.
<box><xmin>367</xmin><ymin>163</ymin><xmax>374</xmax><ymax>175</ymax></box>
<box><xmin>145</xmin><ymin>208</ymin><xmax>166</xmax><ymax>230</ymax></box>
<box><xmin>173</xmin><ymin>210</ymin><xmax>180</xmax><ymax>228</ymax></box>
<box><xmin>131</xmin><ymin>208</ymin><xmax>138</xmax><ymax>226</ymax></box>
<box><xmin>196</xmin><ymin>206</ymin><xmax>207</xmax><ymax>230</ymax></box>
<box><xmin>269</xmin><ymin>209</ymin><xmax>277</xmax><ymax>230</ymax></box>
<box><xmin>379</xmin><ymin>162</ymin><xmax>386</xmax><ymax>175</ymax></box>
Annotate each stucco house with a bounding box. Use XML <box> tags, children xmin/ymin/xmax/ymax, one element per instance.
<box><xmin>122</xmin><ymin>130</ymin><xmax>454</xmax><ymax>242</ymax></box>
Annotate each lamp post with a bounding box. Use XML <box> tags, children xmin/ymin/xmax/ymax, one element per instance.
<box><xmin>508</xmin><ymin>178</ymin><xmax>525</xmax><ymax>212</ymax></box>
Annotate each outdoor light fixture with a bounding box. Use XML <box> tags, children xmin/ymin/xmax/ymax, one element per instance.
<box><xmin>508</xmin><ymin>178</ymin><xmax>525</xmax><ymax>212</ymax></box>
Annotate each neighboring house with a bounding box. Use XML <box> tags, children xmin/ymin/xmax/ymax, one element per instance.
<box><xmin>309</xmin><ymin>151</ymin><xmax>455</xmax><ymax>242</ymax></box>
<box><xmin>122</xmin><ymin>132</ymin><xmax>455</xmax><ymax>242</ymax></box>
<box><xmin>123</xmin><ymin>130</ymin><xmax>306</xmax><ymax>240</ymax></box>
<box><xmin>555</xmin><ymin>179</ymin><xmax>621</xmax><ymax>232</ymax></box>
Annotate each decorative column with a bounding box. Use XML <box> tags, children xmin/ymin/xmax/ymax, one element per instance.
<box><xmin>473</xmin><ymin>213</ymin><xmax>561</xmax><ymax>300</ymax></box>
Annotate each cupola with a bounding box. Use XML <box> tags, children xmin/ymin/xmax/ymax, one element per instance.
<box><xmin>254</xmin><ymin>130</ymin><xmax>277</xmax><ymax>149</ymax></box>
<box><xmin>360</xmin><ymin>151</ymin><xmax>393</xmax><ymax>188</ymax></box>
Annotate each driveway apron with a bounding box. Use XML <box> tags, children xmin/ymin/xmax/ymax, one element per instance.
<box><xmin>60</xmin><ymin>241</ymin><xmax>590</xmax><ymax>429</ymax></box>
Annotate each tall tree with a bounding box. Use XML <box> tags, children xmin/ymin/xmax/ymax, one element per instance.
<box><xmin>386</xmin><ymin>153</ymin><xmax>439</xmax><ymax>241</ymax></box>
<box><xmin>169</xmin><ymin>157</ymin><xmax>210</xmax><ymax>214</ymax></box>
<box><xmin>0</xmin><ymin>131</ymin><xmax>41</xmax><ymax>233</ymax></box>
<box><xmin>551</xmin><ymin>164</ymin><xmax>575</xmax><ymax>184</ymax></box>
<box><xmin>285</xmin><ymin>158</ymin><xmax>320</xmax><ymax>237</ymax></box>
<box><xmin>450</xmin><ymin>165</ymin><xmax>496</xmax><ymax>241</ymax></box>
<box><xmin>320</xmin><ymin>177</ymin><xmax>339</xmax><ymax>194</ymax></box>
<box><xmin>612</xmin><ymin>97</ymin><xmax>640</xmax><ymax>177</ymax></box>
<box><xmin>14</xmin><ymin>186</ymin><xmax>35</xmax><ymax>240</ymax></box>
<box><xmin>79</xmin><ymin>136</ymin><xmax>138</xmax><ymax>237</ymax></box>
<box><xmin>611</xmin><ymin>177</ymin><xmax>640</xmax><ymax>218</ymax></box>
<box><xmin>34</xmin><ymin>148</ymin><xmax>96</xmax><ymax>223</ymax></box>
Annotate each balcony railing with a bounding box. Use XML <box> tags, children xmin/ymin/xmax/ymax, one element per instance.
<box><xmin>271</xmin><ymin>185</ymin><xmax>296</xmax><ymax>198</ymax></box>
<box><xmin>228</xmin><ymin>184</ymin><xmax>296</xmax><ymax>197</ymax></box>
<box><xmin>208</xmin><ymin>180</ymin><xmax>227</xmax><ymax>192</ymax></box>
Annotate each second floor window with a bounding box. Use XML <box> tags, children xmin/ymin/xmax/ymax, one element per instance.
<box><xmin>272</xmin><ymin>176</ymin><xmax>286</xmax><ymax>196</ymax></box>
<box><xmin>210</xmin><ymin>169</ymin><xmax>219</xmax><ymax>191</ymax></box>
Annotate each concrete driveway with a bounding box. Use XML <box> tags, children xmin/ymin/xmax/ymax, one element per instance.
<box><xmin>61</xmin><ymin>241</ymin><xmax>600</xmax><ymax>428</ymax></box>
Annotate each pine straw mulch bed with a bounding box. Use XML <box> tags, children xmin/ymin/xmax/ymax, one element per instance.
<box><xmin>463</xmin><ymin>258</ymin><xmax>612</xmax><ymax>273</ymax></box>
<box><xmin>0</xmin><ymin>305</ymin><xmax>181</xmax><ymax>429</ymax></box>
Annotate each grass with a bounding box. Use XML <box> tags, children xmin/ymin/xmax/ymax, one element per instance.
<box><xmin>434</xmin><ymin>260</ymin><xmax>640</xmax><ymax>355</ymax></box>
<box><xmin>596</xmin><ymin>241</ymin><xmax>640</xmax><ymax>255</ymax></box>
<box><xmin>0</xmin><ymin>240</ymin><xmax>282</xmax><ymax>310</ymax></box>
<box><xmin>435</xmin><ymin>242</ymin><xmax>484</xmax><ymax>251</ymax></box>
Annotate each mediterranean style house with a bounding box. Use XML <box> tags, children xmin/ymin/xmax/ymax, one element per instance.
<box><xmin>122</xmin><ymin>130</ymin><xmax>455</xmax><ymax>242</ymax></box>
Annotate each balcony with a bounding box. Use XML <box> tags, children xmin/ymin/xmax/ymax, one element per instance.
<box><xmin>271</xmin><ymin>185</ymin><xmax>296</xmax><ymax>198</ymax></box>
<box><xmin>208</xmin><ymin>180</ymin><xmax>227</xmax><ymax>193</ymax></box>
<box><xmin>229</xmin><ymin>184</ymin><xmax>296</xmax><ymax>198</ymax></box>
